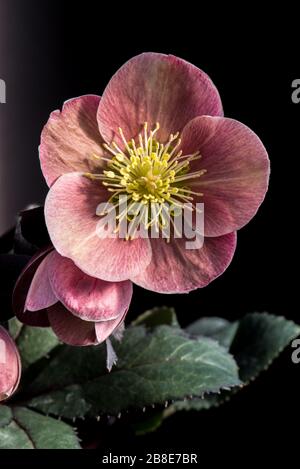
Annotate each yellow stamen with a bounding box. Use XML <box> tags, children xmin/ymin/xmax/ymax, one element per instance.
<box><xmin>85</xmin><ymin>123</ymin><xmax>207</xmax><ymax>238</ymax></box>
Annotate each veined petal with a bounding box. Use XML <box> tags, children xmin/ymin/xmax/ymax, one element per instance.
<box><xmin>46</xmin><ymin>250</ymin><xmax>133</xmax><ymax>322</ymax></box>
<box><xmin>97</xmin><ymin>53</ymin><xmax>223</xmax><ymax>147</ymax></box>
<box><xmin>40</xmin><ymin>95</ymin><xmax>104</xmax><ymax>187</ymax></box>
<box><xmin>47</xmin><ymin>303</ymin><xmax>98</xmax><ymax>346</ymax></box>
<box><xmin>45</xmin><ymin>172</ymin><xmax>152</xmax><ymax>281</ymax></box>
<box><xmin>13</xmin><ymin>246</ymin><xmax>53</xmax><ymax>327</ymax></box>
<box><xmin>131</xmin><ymin>233</ymin><xmax>237</xmax><ymax>293</ymax></box>
<box><xmin>25</xmin><ymin>254</ymin><xmax>58</xmax><ymax>312</ymax></box>
<box><xmin>180</xmin><ymin>116</ymin><xmax>270</xmax><ymax>237</ymax></box>
<box><xmin>95</xmin><ymin>312</ymin><xmax>126</xmax><ymax>343</ymax></box>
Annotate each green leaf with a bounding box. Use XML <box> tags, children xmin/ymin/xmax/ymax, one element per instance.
<box><xmin>25</xmin><ymin>325</ymin><xmax>240</xmax><ymax>418</ymax></box>
<box><xmin>25</xmin><ymin>385</ymin><xmax>92</xmax><ymax>420</ymax></box>
<box><xmin>0</xmin><ymin>406</ymin><xmax>13</xmax><ymax>427</ymax></box>
<box><xmin>186</xmin><ymin>317</ymin><xmax>238</xmax><ymax>350</ymax></box>
<box><xmin>230</xmin><ymin>313</ymin><xmax>300</xmax><ymax>382</ymax></box>
<box><xmin>131</xmin><ymin>306</ymin><xmax>179</xmax><ymax>328</ymax></box>
<box><xmin>9</xmin><ymin>317</ymin><xmax>23</xmax><ymax>340</ymax></box>
<box><xmin>166</xmin><ymin>313</ymin><xmax>300</xmax><ymax>415</ymax></box>
<box><xmin>163</xmin><ymin>394</ymin><xmax>221</xmax><ymax>418</ymax></box>
<box><xmin>0</xmin><ymin>406</ymin><xmax>80</xmax><ymax>449</ymax></box>
<box><xmin>9</xmin><ymin>318</ymin><xmax>59</xmax><ymax>369</ymax></box>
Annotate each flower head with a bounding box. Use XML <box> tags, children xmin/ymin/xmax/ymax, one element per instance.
<box><xmin>13</xmin><ymin>247</ymin><xmax>132</xmax><ymax>349</ymax></box>
<box><xmin>40</xmin><ymin>53</ymin><xmax>269</xmax><ymax>293</ymax></box>
<box><xmin>0</xmin><ymin>326</ymin><xmax>21</xmax><ymax>401</ymax></box>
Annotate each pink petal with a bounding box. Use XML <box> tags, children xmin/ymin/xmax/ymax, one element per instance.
<box><xmin>180</xmin><ymin>116</ymin><xmax>270</xmax><ymax>237</ymax></box>
<box><xmin>131</xmin><ymin>233</ymin><xmax>237</xmax><ymax>293</ymax></box>
<box><xmin>25</xmin><ymin>254</ymin><xmax>58</xmax><ymax>312</ymax></box>
<box><xmin>13</xmin><ymin>247</ymin><xmax>53</xmax><ymax>327</ymax></box>
<box><xmin>97</xmin><ymin>53</ymin><xmax>223</xmax><ymax>147</ymax></box>
<box><xmin>45</xmin><ymin>172</ymin><xmax>152</xmax><ymax>281</ymax></box>
<box><xmin>46</xmin><ymin>250</ymin><xmax>133</xmax><ymax>321</ymax></box>
<box><xmin>40</xmin><ymin>95</ymin><xmax>105</xmax><ymax>187</ymax></box>
<box><xmin>95</xmin><ymin>313</ymin><xmax>126</xmax><ymax>343</ymax></box>
<box><xmin>47</xmin><ymin>303</ymin><xmax>98</xmax><ymax>346</ymax></box>
<box><xmin>0</xmin><ymin>326</ymin><xmax>21</xmax><ymax>401</ymax></box>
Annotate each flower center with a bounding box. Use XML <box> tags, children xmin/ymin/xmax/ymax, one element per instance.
<box><xmin>85</xmin><ymin>123</ymin><xmax>206</xmax><ymax>238</ymax></box>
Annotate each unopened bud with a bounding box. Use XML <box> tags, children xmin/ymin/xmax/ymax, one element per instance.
<box><xmin>0</xmin><ymin>326</ymin><xmax>21</xmax><ymax>401</ymax></box>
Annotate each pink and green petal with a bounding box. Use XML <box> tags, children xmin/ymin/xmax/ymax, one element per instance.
<box><xmin>46</xmin><ymin>250</ymin><xmax>133</xmax><ymax>321</ymax></box>
<box><xmin>180</xmin><ymin>116</ymin><xmax>270</xmax><ymax>237</ymax></box>
<box><xmin>97</xmin><ymin>53</ymin><xmax>223</xmax><ymax>147</ymax></box>
<box><xmin>13</xmin><ymin>246</ymin><xmax>53</xmax><ymax>327</ymax></box>
<box><xmin>131</xmin><ymin>232</ymin><xmax>237</xmax><ymax>293</ymax></box>
<box><xmin>45</xmin><ymin>172</ymin><xmax>152</xmax><ymax>281</ymax></box>
<box><xmin>40</xmin><ymin>95</ymin><xmax>105</xmax><ymax>187</ymax></box>
<box><xmin>47</xmin><ymin>303</ymin><xmax>98</xmax><ymax>346</ymax></box>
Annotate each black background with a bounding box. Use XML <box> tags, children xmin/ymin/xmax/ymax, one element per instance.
<box><xmin>0</xmin><ymin>1</ymin><xmax>298</xmax><ymax>465</ymax></box>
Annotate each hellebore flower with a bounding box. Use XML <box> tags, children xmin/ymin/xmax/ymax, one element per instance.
<box><xmin>12</xmin><ymin>247</ymin><xmax>132</xmax><ymax>353</ymax></box>
<box><xmin>0</xmin><ymin>326</ymin><xmax>21</xmax><ymax>401</ymax></box>
<box><xmin>40</xmin><ymin>53</ymin><xmax>270</xmax><ymax>293</ymax></box>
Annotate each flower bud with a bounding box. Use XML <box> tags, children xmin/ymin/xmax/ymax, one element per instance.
<box><xmin>0</xmin><ymin>326</ymin><xmax>21</xmax><ymax>401</ymax></box>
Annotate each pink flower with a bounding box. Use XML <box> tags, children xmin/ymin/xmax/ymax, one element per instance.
<box><xmin>0</xmin><ymin>326</ymin><xmax>21</xmax><ymax>401</ymax></box>
<box><xmin>40</xmin><ymin>53</ymin><xmax>270</xmax><ymax>293</ymax></box>
<box><xmin>12</xmin><ymin>247</ymin><xmax>132</xmax><ymax>348</ymax></box>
